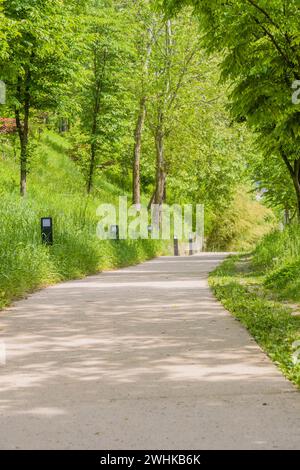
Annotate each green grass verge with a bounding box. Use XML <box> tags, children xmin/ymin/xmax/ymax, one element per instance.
<box><xmin>209</xmin><ymin>255</ymin><xmax>300</xmax><ymax>388</ymax></box>
<box><xmin>251</xmin><ymin>225</ymin><xmax>300</xmax><ymax>302</ymax></box>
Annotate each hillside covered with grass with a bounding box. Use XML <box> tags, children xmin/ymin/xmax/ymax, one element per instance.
<box><xmin>0</xmin><ymin>127</ymin><xmax>275</xmax><ymax>311</ymax></box>
<box><xmin>0</xmin><ymin>131</ymin><xmax>166</xmax><ymax>310</ymax></box>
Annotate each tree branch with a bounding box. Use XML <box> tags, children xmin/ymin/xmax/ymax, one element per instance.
<box><xmin>280</xmin><ymin>147</ymin><xmax>295</xmax><ymax>179</ymax></box>
<box><xmin>252</xmin><ymin>16</ymin><xmax>293</xmax><ymax>69</ymax></box>
<box><xmin>246</xmin><ymin>0</ymin><xmax>281</xmax><ymax>31</ymax></box>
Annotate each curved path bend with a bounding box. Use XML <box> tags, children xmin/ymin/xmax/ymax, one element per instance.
<box><xmin>0</xmin><ymin>253</ymin><xmax>299</xmax><ymax>449</ymax></box>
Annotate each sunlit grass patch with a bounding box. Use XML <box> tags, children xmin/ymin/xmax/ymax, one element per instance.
<box><xmin>209</xmin><ymin>254</ymin><xmax>300</xmax><ymax>388</ymax></box>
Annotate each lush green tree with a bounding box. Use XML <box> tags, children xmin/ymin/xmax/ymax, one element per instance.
<box><xmin>1</xmin><ymin>0</ymin><xmax>77</xmax><ymax>196</ymax></box>
<box><xmin>0</xmin><ymin>0</ymin><xmax>266</xmax><ymax>251</ymax></box>
<box><xmin>0</xmin><ymin>0</ymin><xmax>11</xmax><ymax>60</ymax></box>
<box><xmin>145</xmin><ymin>12</ymin><xmax>203</xmax><ymax>207</ymax></box>
<box><xmin>162</xmin><ymin>0</ymin><xmax>300</xmax><ymax>217</ymax></box>
<box><xmin>130</xmin><ymin>0</ymin><xmax>154</xmax><ymax>206</ymax></box>
<box><xmin>73</xmin><ymin>0</ymin><xmax>135</xmax><ymax>194</ymax></box>
<box><xmin>247</xmin><ymin>150</ymin><xmax>296</xmax><ymax>221</ymax></box>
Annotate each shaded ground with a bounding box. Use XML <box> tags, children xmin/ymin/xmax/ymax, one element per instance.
<box><xmin>0</xmin><ymin>254</ymin><xmax>299</xmax><ymax>449</ymax></box>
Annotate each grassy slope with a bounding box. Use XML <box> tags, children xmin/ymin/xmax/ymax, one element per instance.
<box><xmin>209</xmin><ymin>227</ymin><xmax>300</xmax><ymax>387</ymax></box>
<box><xmin>0</xmin><ymin>131</ymin><xmax>167</xmax><ymax>310</ymax></box>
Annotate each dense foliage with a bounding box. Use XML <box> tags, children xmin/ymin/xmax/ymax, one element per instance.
<box><xmin>0</xmin><ymin>0</ymin><xmax>256</xmax><ymax>208</ymax></box>
<box><xmin>163</xmin><ymin>0</ymin><xmax>300</xmax><ymax>220</ymax></box>
<box><xmin>0</xmin><ymin>0</ymin><xmax>282</xmax><ymax>305</ymax></box>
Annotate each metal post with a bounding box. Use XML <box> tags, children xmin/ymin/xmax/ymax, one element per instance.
<box><xmin>41</xmin><ymin>217</ymin><xmax>53</xmax><ymax>245</ymax></box>
<box><xmin>189</xmin><ymin>236</ymin><xmax>193</xmax><ymax>256</ymax></box>
<box><xmin>174</xmin><ymin>237</ymin><xmax>179</xmax><ymax>256</ymax></box>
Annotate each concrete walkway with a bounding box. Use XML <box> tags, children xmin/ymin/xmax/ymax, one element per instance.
<box><xmin>0</xmin><ymin>253</ymin><xmax>299</xmax><ymax>449</ymax></box>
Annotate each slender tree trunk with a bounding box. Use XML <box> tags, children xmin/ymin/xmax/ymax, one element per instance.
<box><xmin>147</xmin><ymin>190</ymin><xmax>155</xmax><ymax>211</ymax></box>
<box><xmin>152</xmin><ymin>21</ymin><xmax>171</xmax><ymax>208</ymax></box>
<box><xmin>87</xmin><ymin>84</ymin><xmax>101</xmax><ymax>194</ymax></box>
<box><xmin>132</xmin><ymin>96</ymin><xmax>146</xmax><ymax>205</ymax></box>
<box><xmin>153</xmin><ymin>132</ymin><xmax>165</xmax><ymax>229</ymax></box>
<box><xmin>293</xmin><ymin>176</ymin><xmax>300</xmax><ymax>221</ymax></box>
<box><xmin>289</xmin><ymin>176</ymin><xmax>300</xmax><ymax>221</ymax></box>
<box><xmin>280</xmin><ymin>150</ymin><xmax>300</xmax><ymax>220</ymax></box>
<box><xmin>293</xmin><ymin>159</ymin><xmax>300</xmax><ymax>220</ymax></box>
<box><xmin>87</xmin><ymin>48</ymin><xmax>105</xmax><ymax>194</ymax></box>
<box><xmin>163</xmin><ymin>180</ymin><xmax>167</xmax><ymax>202</ymax></box>
<box><xmin>154</xmin><ymin>125</ymin><xmax>166</xmax><ymax>205</ymax></box>
<box><xmin>58</xmin><ymin>118</ymin><xmax>69</xmax><ymax>133</ymax></box>
<box><xmin>15</xmin><ymin>71</ymin><xmax>30</xmax><ymax>197</ymax></box>
<box><xmin>132</xmin><ymin>35</ymin><xmax>152</xmax><ymax>205</ymax></box>
<box><xmin>87</xmin><ymin>140</ymin><xmax>97</xmax><ymax>194</ymax></box>
<box><xmin>283</xmin><ymin>207</ymin><xmax>290</xmax><ymax>225</ymax></box>
<box><xmin>19</xmin><ymin>139</ymin><xmax>28</xmax><ymax>197</ymax></box>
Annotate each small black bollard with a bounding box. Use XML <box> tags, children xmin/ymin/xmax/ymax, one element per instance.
<box><xmin>189</xmin><ymin>236</ymin><xmax>193</xmax><ymax>256</ymax></box>
<box><xmin>110</xmin><ymin>225</ymin><xmax>119</xmax><ymax>240</ymax></box>
<box><xmin>41</xmin><ymin>217</ymin><xmax>53</xmax><ymax>245</ymax></box>
<box><xmin>174</xmin><ymin>236</ymin><xmax>179</xmax><ymax>256</ymax></box>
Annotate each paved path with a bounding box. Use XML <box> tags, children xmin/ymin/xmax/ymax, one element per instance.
<box><xmin>0</xmin><ymin>254</ymin><xmax>299</xmax><ymax>449</ymax></box>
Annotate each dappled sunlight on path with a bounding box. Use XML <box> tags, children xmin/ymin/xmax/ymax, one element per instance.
<box><xmin>0</xmin><ymin>254</ymin><xmax>299</xmax><ymax>449</ymax></box>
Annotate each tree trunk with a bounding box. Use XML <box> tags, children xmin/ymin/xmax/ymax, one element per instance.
<box><xmin>87</xmin><ymin>48</ymin><xmax>106</xmax><ymax>194</ymax></box>
<box><xmin>292</xmin><ymin>176</ymin><xmax>300</xmax><ymax>221</ymax></box>
<box><xmin>87</xmin><ymin>85</ymin><xmax>101</xmax><ymax>194</ymax></box>
<box><xmin>283</xmin><ymin>207</ymin><xmax>290</xmax><ymax>225</ymax></box>
<box><xmin>15</xmin><ymin>71</ymin><xmax>30</xmax><ymax>197</ymax></box>
<box><xmin>280</xmin><ymin>150</ymin><xmax>300</xmax><ymax>221</ymax></box>
<box><xmin>132</xmin><ymin>96</ymin><xmax>146</xmax><ymax>205</ymax></box>
<box><xmin>20</xmin><ymin>140</ymin><xmax>27</xmax><ymax>197</ymax></box>
<box><xmin>58</xmin><ymin>118</ymin><xmax>69</xmax><ymax>133</ymax></box>
<box><xmin>154</xmin><ymin>126</ymin><xmax>166</xmax><ymax>206</ymax></box>
<box><xmin>152</xmin><ymin>21</ymin><xmax>172</xmax><ymax>208</ymax></box>
<box><xmin>132</xmin><ymin>34</ymin><xmax>152</xmax><ymax>205</ymax></box>
<box><xmin>147</xmin><ymin>190</ymin><xmax>155</xmax><ymax>211</ymax></box>
<box><xmin>87</xmin><ymin>140</ymin><xmax>97</xmax><ymax>194</ymax></box>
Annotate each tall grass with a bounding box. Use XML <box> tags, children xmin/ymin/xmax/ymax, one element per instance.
<box><xmin>0</xmin><ymin>131</ymin><xmax>166</xmax><ymax>309</ymax></box>
<box><xmin>252</xmin><ymin>225</ymin><xmax>300</xmax><ymax>268</ymax></box>
<box><xmin>252</xmin><ymin>224</ymin><xmax>300</xmax><ymax>300</ymax></box>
